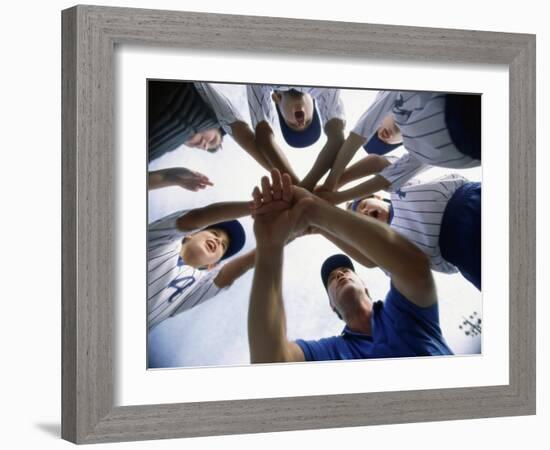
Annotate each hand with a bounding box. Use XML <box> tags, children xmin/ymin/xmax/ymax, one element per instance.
<box><xmin>162</xmin><ymin>167</ymin><xmax>214</xmax><ymax>191</ymax></box>
<box><xmin>249</xmin><ymin>170</ymin><xmax>293</xmax><ymax>217</ymax></box>
<box><xmin>251</xmin><ymin>170</ymin><xmax>311</xmax><ymax>248</ymax></box>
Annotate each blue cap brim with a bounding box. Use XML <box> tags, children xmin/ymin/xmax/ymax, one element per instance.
<box><xmin>275</xmin><ymin>100</ymin><xmax>322</xmax><ymax>148</ymax></box>
<box><xmin>321</xmin><ymin>254</ymin><xmax>355</xmax><ymax>290</ymax></box>
<box><xmin>363</xmin><ymin>133</ymin><xmax>402</xmax><ymax>155</ymax></box>
<box><xmin>206</xmin><ymin>220</ymin><xmax>246</xmax><ymax>260</ymax></box>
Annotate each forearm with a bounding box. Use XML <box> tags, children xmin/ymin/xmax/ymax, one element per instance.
<box><xmin>300</xmin><ymin>121</ymin><xmax>345</xmax><ymax>191</ymax></box>
<box><xmin>335</xmin><ymin>175</ymin><xmax>391</xmax><ymax>204</ymax></box>
<box><xmin>248</xmin><ymin>245</ymin><xmax>291</xmax><ymax>363</ymax></box>
<box><xmin>230</xmin><ymin>122</ymin><xmax>272</xmax><ymax>172</ymax></box>
<box><xmin>323</xmin><ymin>132</ymin><xmax>366</xmax><ymax>190</ymax></box>
<box><xmin>176</xmin><ymin>201</ymin><xmax>249</xmax><ymax>231</ymax></box>
<box><xmin>307</xmin><ymin>199</ymin><xmax>430</xmax><ymax>284</ymax></box>
<box><xmin>256</xmin><ymin>124</ymin><xmax>300</xmax><ymax>183</ymax></box>
<box><xmin>214</xmin><ymin>249</ymin><xmax>256</xmax><ymax>288</ymax></box>
<box><xmin>318</xmin><ymin>229</ymin><xmax>377</xmax><ymax>268</ymax></box>
<box><xmin>337</xmin><ymin>155</ymin><xmax>392</xmax><ymax>189</ymax></box>
<box><xmin>148</xmin><ymin>169</ymin><xmax>171</xmax><ymax>190</ymax></box>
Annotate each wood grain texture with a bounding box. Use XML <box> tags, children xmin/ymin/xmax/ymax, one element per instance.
<box><xmin>61</xmin><ymin>4</ymin><xmax>536</xmax><ymax>444</ymax></box>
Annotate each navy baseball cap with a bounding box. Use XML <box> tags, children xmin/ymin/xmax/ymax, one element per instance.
<box><xmin>363</xmin><ymin>133</ymin><xmax>402</xmax><ymax>155</ymax></box>
<box><xmin>275</xmin><ymin>99</ymin><xmax>322</xmax><ymax>148</ymax></box>
<box><xmin>321</xmin><ymin>254</ymin><xmax>355</xmax><ymax>290</ymax></box>
<box><xmin>205</xmin><ymin>220</ymin><xmax>246</xmax><ymax>260</ymax></box>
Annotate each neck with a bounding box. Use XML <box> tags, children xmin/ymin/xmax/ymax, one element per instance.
<box><xmin>343</xmin><ymin>296</ymin><xmax>373</xmax><ymax>335</ymax></box>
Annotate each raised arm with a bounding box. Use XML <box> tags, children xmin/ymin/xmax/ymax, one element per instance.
<box><xmin>321</xmin><ymin>132</ymin><xmax>367</xmax><ymax>191</ymax></box>
<box><xmin>176</xmin><ymin>201</ymin><xmax>250</xmax><ymax>231</ymax></box>
<box><xmin>303</xmin><ymin>197</ymin><xmax>436</xmax><ymax>308</ymax></box>
<box><xmin>254</xmin><ymin>122</ymin><xmax>300</xmax><ymax>184</ymax></box>
<box><xmin>248</xmin><ymin>171</ymin><xmax>305</xmax><ymax>363</ymax></box>
<box><xmin>214</xmin><ymin>249</ymin><xmax>256</xmax><ymax>288</ymax></box>
<box><xmin>318</xmin><ymin>174</ymin><xmax>391</xmax><ymax>206</ymax></box>
<box><xmin>247</xmin><ymin>85</ymin><xmax>300</xmax><ymax>183</ymax></box>
<box><xmin>299</xmin><ymin>118</ymin><xmax>345</xmax><ymax>191</ymax></box>
<box><xmin>323</xmin><ymin>91</ymin><xmax>400</xmax><ymax>190</ymax></box>
<box><xmin>230</xmin><ymin>121</ymin><xmax>272</xmax><ymax>171</ymax></box>
<box><xmin>148</xmin><ymin>167</ymin><xmax>213</xmax><ymax>191</ymax></box>
<box><xmin>336</xmin><ymin>154</ymin><xmax>392</xmax><ymax>189</ymax></box>
<box><xmin>318</xmin><ymin>152</ymin><xmax>428</xmax><ymax>205</ymax></box>
<box><xmin>316</xmin><ymin>228</ymin><xmax>377</xmax><ymax>269</ymax></box>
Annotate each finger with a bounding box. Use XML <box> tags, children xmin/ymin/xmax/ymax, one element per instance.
<box><xmin>251</xmin><ymin>186</ymin><xmax>262</xmax><ymax>208</ymax></box>
<box><xmin>271</xmin><ymin>170</ymin><xmax>282</xmax><ymax>201</ymax></box>
<box><xmin>261</xmin><ymin>176</ymin><xmax>273</xmax><ymax>202</ymax></box>
<box><xmin>281</xmin><ymin>173</ymin><xmax>292</xmax><ymax>203</ymax></box>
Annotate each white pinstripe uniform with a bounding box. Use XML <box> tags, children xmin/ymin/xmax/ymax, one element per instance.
<box><xmin>147</xmin><ymin>210</ymin><xmax>228</xmax><ymax>330</ymax></box>
<box><xmin>246</xmin><ymin>85</ymin><xmax>345</xmax><ymax>133</ymax></box>
<box><xmin>353</xmin><ymin>91</ymin><xmax>480</xmax><ymax>190</ymax></box>
<box><xmin>387</xmin><ymin>173</ymin><xmax>469</xmax><ymax>273</ymax></box>
<box><xmin>194</xmin><ymin>82</ymin><xmax>246</xmax><ymax>137</ymax></box>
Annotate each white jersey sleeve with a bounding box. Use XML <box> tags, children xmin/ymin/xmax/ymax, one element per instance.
<box><xmin>194</xmin><ymin>82</ymin><xmax>244</xmax><ymax>136</ymax></box>
<box><xmin>247</xmin><ymin>84</ymin><xmax>276</xmax><ymax>130</ymax></box>
<box><xmin>310</xmin><ymin>88</ymin><xmax>345</xmax><ymax>127</ymax></box>
<box><xmin>352</xmin><ymin>91</ymin><xmax>401</xmax><ymax>141</ymax></box>
<box><xmin>378</xmin><ymin>153</ymin><xmax>429</xmax><ymax>190</ymax></box>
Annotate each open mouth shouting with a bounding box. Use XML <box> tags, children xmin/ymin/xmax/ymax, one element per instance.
<box><xmin>379</xmin><ymin>127</ymin><xmax>393</xmax><ymax>141</ymax></box>
<box><xmin>368</xmin><ymin>209</ymin><xmax>380</xmax><ymax>219</ymax></box>
<box><xmin>294</xmin><ymin>110</ymin><xmax>305</xmax><ymax>126</ymax></box>
<box><xmin>205</xmin><ymin>239</ymin><xmax>217</xmax><ymax>253</ymax></box>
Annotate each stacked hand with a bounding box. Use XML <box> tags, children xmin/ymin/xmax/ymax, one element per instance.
<box><xmin>249</xmin><ymin>170</ymin><xmax>316</xmax><ymax>247</ymax></box>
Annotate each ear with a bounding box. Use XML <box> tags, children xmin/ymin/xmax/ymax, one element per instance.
<box><xmin>271</xmin><ymin>92</ymin><xmax>282</xmax><ymax>104</ymax></box>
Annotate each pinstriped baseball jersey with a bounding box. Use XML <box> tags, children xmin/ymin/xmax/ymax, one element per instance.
<box><xmin>352</xmin><ymin>91</ymin><xmax>479</xmax><ymax>189</ymax></box>
<box><xmin>388</xmin><ymin>173</ymin><xmax>469</xmax><ymax>274</ymax></box>
<box><xmin>148</xmin><ymin>210</ymin><xmax>227</xmax><ymax>330</ymax></box>
<box><xmin>194</xmin><ymin>82</ymin><xmax>246</xmax><ymax>136</ymax></box>
<box><xmin>247</xmin><ymin>85</ymin><xmax>345</xmax><ymax>130</ymax></box>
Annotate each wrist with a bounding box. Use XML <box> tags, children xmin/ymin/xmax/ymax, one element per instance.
<box><xmin>256</xmin><ymin>242</ymin><xmax>284</xmax><ymax>257</ymax></box>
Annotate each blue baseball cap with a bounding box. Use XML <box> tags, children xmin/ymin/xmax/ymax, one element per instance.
<box><xmin>321</xmin><ymin>254</ymin><xmax>355</xmax><ymax>290</ymax></box>
<box><xmin>275</xmin><ymin>99</ymin><xmax>322</xmax><ymax>148</ymax></box>
<box><xmin>205</xmin><ymin>220</ymin><xmax>246</xmax><ymax>260</ymax></box>
<box><xmin>362</xmin><ymin>133</ymin><xmax>402</xmax><ymax>155</ymax></box>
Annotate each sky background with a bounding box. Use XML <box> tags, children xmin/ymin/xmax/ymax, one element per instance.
<box><xmin>147</xmin><ymin>84</ymin><xmax>482</xmax><ymax>369</ymax></box>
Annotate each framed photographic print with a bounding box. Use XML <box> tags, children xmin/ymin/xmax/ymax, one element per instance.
<box><xmin>61</xmin><ymin>5</ymin><xmax>536</xmax><ymax>444</ymax></box>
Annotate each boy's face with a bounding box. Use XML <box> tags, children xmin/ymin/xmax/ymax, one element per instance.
<box><xmin>354</xmin><ymin>197</ymin><xmax>391</xmax><ymax>223</ymax></box>
<box><xmin>272</xmin><ymin>90</ymin><xmax>314</xmax><ymax>131</ymax></box>
<box><xmin>185</xmin><ymin>128</ymin><xmax>222</xmax><ymax>151</ymax></box>
<box><xmin>180</xmin><ymin>228</ymin><xmax>230</xmax><ymax>268</ymax></box>
<box><xmin>377</xmin><ymin>115</ymin><xmax>403</xmax><ymax>145</ymax></box>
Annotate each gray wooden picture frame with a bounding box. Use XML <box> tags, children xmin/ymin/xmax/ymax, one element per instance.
<box><xmin>61</xmin><ymin>5</ymin><xmax>536</xmax><ymax>444</ymax></box>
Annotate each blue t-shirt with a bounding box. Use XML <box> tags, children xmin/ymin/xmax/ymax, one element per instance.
<box><xmin>295</xmin><ymin>284</ymin><xmax>453</xmax><ymax>361</ymax></box>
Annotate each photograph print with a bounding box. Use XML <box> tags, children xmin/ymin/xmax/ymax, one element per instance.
<box><xmin>146</xmin><ymin>80</ymin><xmax>482</xmax><ymax>369</ymax></box>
